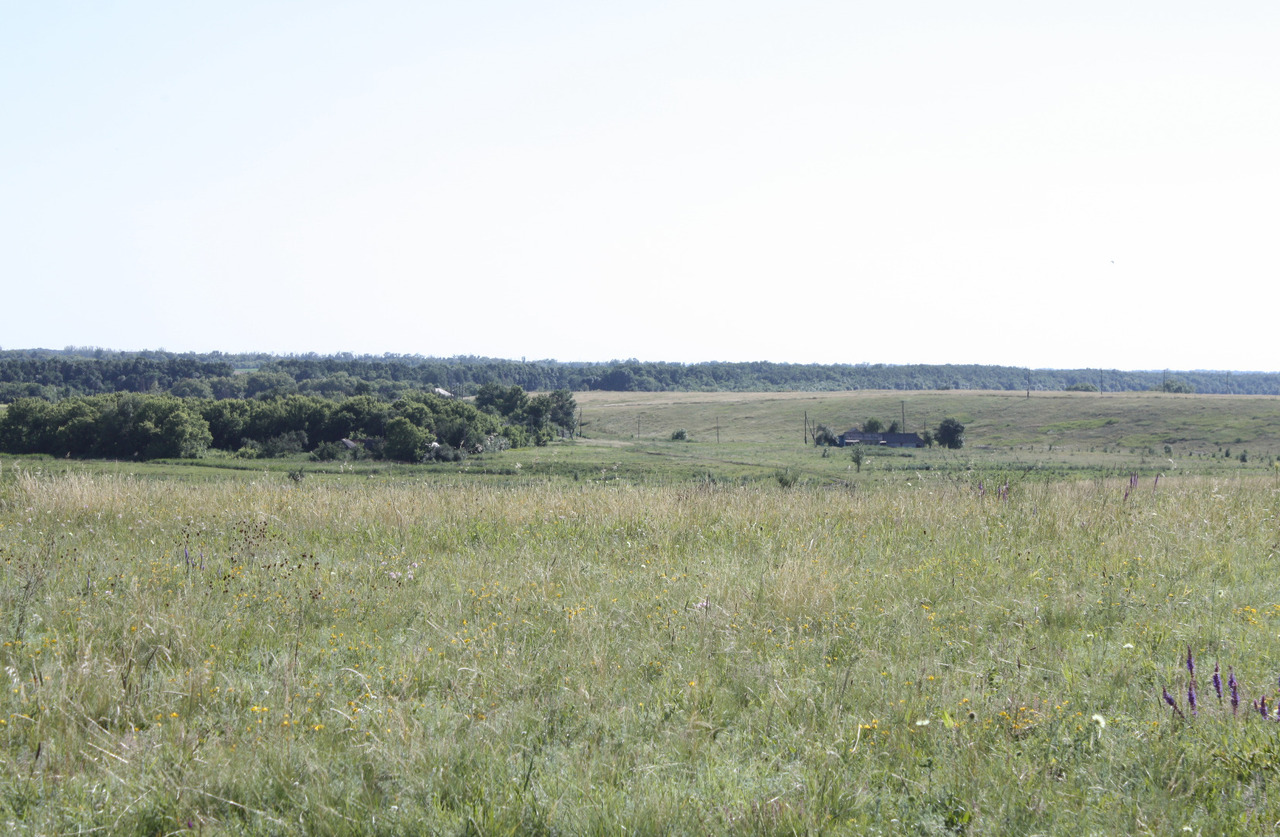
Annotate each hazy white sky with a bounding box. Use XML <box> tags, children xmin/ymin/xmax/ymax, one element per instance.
<box><xmin>3</xmin><ymin>2</ymin><xmax>1277</xmax><ymax>370</ymax></box>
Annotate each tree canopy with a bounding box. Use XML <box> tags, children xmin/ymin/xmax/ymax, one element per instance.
<box><xmin>2</xmin><ymin>349</ymin><xmax>1276</xmax><ymax>403</ymax></box>
<box><xmin>0</xmin><ymin>386</ymin><xmax>577</xmax><ymax>462</ymax></box>
<box><xmin>936</xmin><ymin>418</ymin><xmax>965</xmax><ymax>450</ymax></box>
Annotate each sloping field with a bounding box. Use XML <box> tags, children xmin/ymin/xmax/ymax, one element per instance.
<box><xmin>575</xmin><ymin>389</ymin><xmax>1280</xmax><ymax>457</ymax></box>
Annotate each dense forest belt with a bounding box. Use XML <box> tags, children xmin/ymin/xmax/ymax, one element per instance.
<box><xmin>2</xmin><ymin>349</ymin><xmax>1276</xmax><ymax>401</ymax></box>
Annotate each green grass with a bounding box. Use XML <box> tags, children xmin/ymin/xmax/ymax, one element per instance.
<box><xmin>9</xmin><ymin>389</ymin><xmax>1280</xmax><ymax>488</ymax></box>
<box><xmin>5</xmin><ymin>461</ymin><xmax>1280</xmax><ymax>833</ymax></box>
<box><xmin>4</xmin><ymin>389</ymin><xmax>1280</xmax><ymax>832</ymax></box>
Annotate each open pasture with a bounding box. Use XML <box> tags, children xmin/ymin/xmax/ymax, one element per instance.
<box><xmin>4</xmin><ymin>458</ymin><xmax>1280</xmax><ymax>833</ymax></box>
<box><xmin>551</xmin><ymin>389</ymin><xmax>1280</xmax><ymax>486</ymax></box>
<box><xmin>574</xmin><ymin>388</ymin><xmax>1280</xmax><ymax>454</ymax></box>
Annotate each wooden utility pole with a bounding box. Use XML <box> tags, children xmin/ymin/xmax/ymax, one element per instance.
<box><xmin>900</xmin><ymin>401</ymin><xmax>906</xmax><ymax>430</ymax></box>
<box><xmin>804</xmin><ymin>411</ymin><xmax>808</xmax><ymax>444</ymax></box>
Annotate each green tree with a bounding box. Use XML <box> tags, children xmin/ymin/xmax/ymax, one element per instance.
<box><xmin>325</xmin><ymin>395</ymin><xmax>390</xmax><ymax>441</ymax></box>
<box><xmin>863</xmin><ymin>418</ymin><xmax>884</xmax><ymax>433</ymax></box>
<box><xmin>546</xmin><ymin>389</ymin><xmax>578</xmax><ymax>436</ymax></box>
<box><xmin>384</xmin><ymin>416</ymin><xmax>430</xmax><ymax>461</ymax></box>
<box><xmin>52</xmin><ymin>399</ymin><xmax>106</xmax><ymax>457</ymax></box>
<box><xmin>200</xmin><ymin>399</ymin><xmax>252</xmax><ymax>450</ymax></box>
<box><xmin>243</xmin><ymin>370</ymin><xmax>297</xmax><ymax>399</ymax></box>
<box><xmin>170</xmin><ymin>378</ymin><xmax>214</xmax><ymax>399</ymax></box>
<box><xmin>936</xmin><ymin>418</ymin><xmax>965</xmax><ymax>449</ymax></box>
<box><xmin>0</xmin><ymin>398</ymin><xmax>54</xmax><ymax>453</ymax></box>
<box><xmin>475</xmin><ymin>383</ymin><xmax>528</xmax><ymax>418</ymax></box>
<box><xmin>149</xmin><ymin>406</ymin><xmax>213</xmax><ymax>459</ymax></box>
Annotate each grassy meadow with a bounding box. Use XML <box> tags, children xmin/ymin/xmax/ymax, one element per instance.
<box><xmin>4</xmin><ymin>390</ymin><xmax>1280</xmax><ymax>833</ymax></box>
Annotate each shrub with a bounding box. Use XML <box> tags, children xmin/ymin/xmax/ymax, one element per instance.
<box><xmin>812</xmin><ymin>425</ymin><xmax>838</xmax><ymax>446</ymax></box>
<box><xmin>310</xmin><ymin>441</ymin><xmax>348</xmax><ymax>462</ymax></box>
<box><xmin>671</xmin><ymin>429</ymin><xmax>688</xmax><ymax>441</ymax></box>
<box><xmin>259</xmin><ymin>431</ymin><xmax>308</xmax><ymax>458</ymax></box>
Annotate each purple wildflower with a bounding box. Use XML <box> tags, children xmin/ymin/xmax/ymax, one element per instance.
<box><xmin>1213</xmin><ymin>662</ymin><xmax>1223</xmax><ymax>703</ymax></box>
<box><xmin>1229</xmin><ymin>668</ymin><xmax>1239</xmax><ymax>715</ymax></box>
<box><xmin>1186</xmin><ymin>645</ymin><xmax>1195</xmax><ymax>677</ymax></box>
<box><xmin>1163</xmin><ymin>686</ymin><xmax>1185</xmax><ymax>718</ymax></box>
<box><xmin>1260</xmin><ymin>696</ymin><xmax>1270</xmax><ymax>720</ymax></box>
<box><xmin>1188</xmin><ymin>678</ymin><xmax>1198</xmax><ymax>715</ymax></box>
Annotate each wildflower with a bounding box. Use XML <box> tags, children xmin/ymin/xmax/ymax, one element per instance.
<box><xmin>1188</xmin><ymin>678</ymin><xmax>1198</xmax><ymax>715</ymax></box>
<box><xmin>1162</xmin><ymin>686</ymin><xmax>1185</xmax><ymax>718</ymax></box>
<box><xmin>1259</xmin><ymin>696</ymin><xmax>1270</xmax><ymax>720</ymax></box>
<box><xmin>1213</xmin><ymin>662</ymin><xmax>1223</xmax><ymax>703</ymax></box>
<box><xmin>915</xmin><ymin>719</ymin><xmax>930</xmax><ymax>726</ymax></box>
<box><xmin>1229</xmin><ymin>668</ymin><xmax>1239</xmax><ymax>715</ymax></box>
<box><xmin>1186</xmin><ymin>645</ymin><xmax>1195</xmax><ymax>677</ymax></box>
<box><xmin>1091</xmin><ymin>714</ymin><xmax>1106</xmax><ymax>729</ymax></box>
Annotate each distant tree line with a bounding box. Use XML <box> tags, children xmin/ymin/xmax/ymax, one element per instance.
<box><xmin>0</xmin><ymin>386</ymin><xmax>576</xmax><ymax>461</ymax></box>
<box><xmin>1</xmin><ymin>348</ymin><xmax>1276</xmax><ymax>402</ymax></box>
